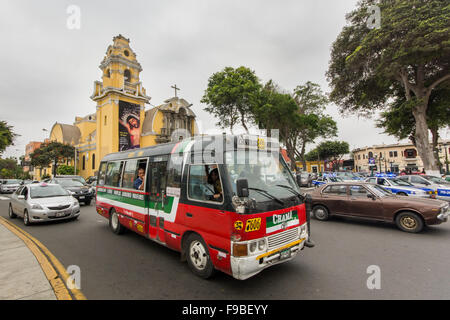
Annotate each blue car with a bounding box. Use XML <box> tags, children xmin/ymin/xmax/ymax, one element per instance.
<box><xmin>365</xmin><ymin>177</ymin><xmax>431</xmax><ymax>198</ymax></box>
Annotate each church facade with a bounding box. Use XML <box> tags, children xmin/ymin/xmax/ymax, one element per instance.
<box><xmin>45</xmin><ymin>35</ymin><xmax>198</xmax><ymax>180</ymax></box>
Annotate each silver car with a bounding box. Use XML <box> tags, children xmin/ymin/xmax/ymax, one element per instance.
<box><xmin>8</xmin><ymin>183</ymin><xmax>81</xmax><ymax>225</ymax></box>
<box><xmin>398</xmin><ymin>175</ymin><xmax>450</xmax><ymax>202</ymax></box>
<box><xmin>0</xmin><ymin>179</ymin><xmax>21</xmax><ymax>193</ymax></box>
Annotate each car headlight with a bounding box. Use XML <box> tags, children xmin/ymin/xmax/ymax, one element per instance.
<box><xmin>31</xmin><ymin>203</ymin><xmax>44</xmax><ymax>210</ymax></box>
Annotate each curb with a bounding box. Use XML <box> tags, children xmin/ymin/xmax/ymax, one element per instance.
<box><xmin>0</xmin><ymin>216</ymin><xmax>87</xmax><ymax>300</ymax></box>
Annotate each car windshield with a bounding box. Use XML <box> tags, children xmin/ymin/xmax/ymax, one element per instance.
<box><xmin>366</xmin><ymin>184</ymin><xmax>392</xmax><ymax>197</ymax></box>
<box><xmin>56</xmin><ymin>179</ymin><xmax>85</xmax><ymax>187</ymax></box>
<box><xmin>389</xmin><ymin>178</ymin><xmax>413</xmax><ymax>186</ymax></box>
<box><xmin>5</xmin><ymin>180</ymin><xmax>20</xmax><ymax>185</ymax></box>
<box><xmin>225</xmin><ymin>150</ymin><xmax>299</xmax><ymax>202</ymax></box>
<box><xmin>329</xmin><ymin>177</ymin><xmax>344</xmax><ymax>182</ymax></box>
<box><xmin>30</xmin><ymin>185</ymin><xmax>70</xmax><ymax>198</ymax></box>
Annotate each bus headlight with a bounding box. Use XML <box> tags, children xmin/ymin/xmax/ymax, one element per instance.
<box><xmin>258</xmin><ymin>239</ymin><xmax>266</xmax><ymax>251</ymax></box>
<box><xmin>249</xmin><ymin>241</ymin><xmax>257</xmax><ymax>254</ymax></box>
<box><xmin>300</xmin><ymin>224</ymin><xmax>307</xmax><ymax>236</ymax></box>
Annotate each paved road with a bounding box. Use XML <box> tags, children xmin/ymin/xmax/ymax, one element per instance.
<box><xmin>1</xmin><ymin>195</ymin><xmax>449</xmax><ymax>299</ymax></box>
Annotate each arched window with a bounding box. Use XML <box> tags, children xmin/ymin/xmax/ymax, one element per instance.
<box><xmin>105</xmin><ymin>69</ymin><xmax>110</xmax><ymax>78</ymax></box>
<box><xmin>124</xmin><ymin>69</ymin><xmax>131</xmax><ymax>82</ymax></box>
<box><xmin>92</xmin><ymin>154</ymin><xmax>95</xmax><ymax>170</ymax></box>
<box><xmin>104</xmin><ymin>116</ymin><xmax>107</xmax><ymax>126</ymax></box>
<box><xmin>82</xmin><ymin>156</ymin><xmax>85</xmax><ymax>170</ymax></box>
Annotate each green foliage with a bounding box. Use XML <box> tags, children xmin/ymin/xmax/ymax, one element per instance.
<box><xmin>327</xmin><ymin>0</ymin><xmax>450</xmax><ymax>169</ymax></box>
<box><xmin>57</xmin><ymin>164</ymin><xmax>75</xmax><ymax>175</ymax></box>
<box><xmin>0</xmin><ymin>157</ymin><xmax>24</xmax><ymax>178</ymax></box>
<box><xmin>30</xmin><ymin>141</ymin><xmax>75</xmax><ymax>176</ymax></box>
<box><xmin>0</xmin><ymin>121</ymin><xmax>18</xmax><ymax>154</ymax></box>
<box><xmin>201</xmin><ymin>66</ymin><xmax>262</xmax><ymax>132</ymax></box>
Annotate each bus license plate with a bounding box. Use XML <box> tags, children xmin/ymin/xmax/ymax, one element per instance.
<box><xmin>280</xmin><ymin>249</ymin><xmax>291</xmax><ymax>260</ymax></box>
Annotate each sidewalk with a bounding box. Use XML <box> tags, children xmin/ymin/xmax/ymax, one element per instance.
<box><xmin>0</xmin><ymin>223</ymin><xmax>56</xmax><ymax>300</ymax></box>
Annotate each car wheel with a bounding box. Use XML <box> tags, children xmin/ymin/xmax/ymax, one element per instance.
<box><xmin>8</xmin><ymin>204</ymin><xmax>17</xmax><ymax>219</ymax></box>
<box><xmin>23</xmin><ymin>210</ymin><xmax>31</xmax><ymax>226</ymax></box>
<box><xmin>313</xmin><ymin>205</ymin><xmax>329</xmax><ymax>221</ymax></box>
<box><xmin>395</xmin><ymin>211</ymin><xmax>424</xmax><ymax>233</ymax></box>
<box><xmin>109</xmin><ymin>208</ymin><xmax>125</xmax><ymax>235</ymax></box>
<box><xmin>397</xmin><ymin>192</ymin><xmax>408</xmax><ymax>196</ymax></box>
<box><xmin>186</xmin><ymin>234</ymin><xmax>215</xmax><ymax>279</ymax></box>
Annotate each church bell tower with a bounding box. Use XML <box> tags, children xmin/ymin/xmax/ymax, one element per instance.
<box><xmin>91</xmin><ymin>35</ymin><xmax>151</xmax><ymax>163</ymax></box>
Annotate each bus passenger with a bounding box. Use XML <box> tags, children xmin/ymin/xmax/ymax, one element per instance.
<box><xmin>134</xmin><ymin>168</ymin><xmax>145</xmax><ymax>190</ymax></box>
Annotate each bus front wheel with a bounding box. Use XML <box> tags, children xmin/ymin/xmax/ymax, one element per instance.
<box><xmin>186</xmin><ymin>234</ymin><xmax>215</xmax><ymax>279</ymax></box>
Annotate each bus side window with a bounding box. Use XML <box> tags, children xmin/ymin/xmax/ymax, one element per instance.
<box><xmin>122</xmin><ymin>159</ymin><xmax>138</xmax><ymax>189</ymax></box>
<box><xmin>167</xmin><ymin>153</ymin><xmax>183</xmax><ymax>189</ymax></box>
<box><xmin>98</xmin><ymin>162</ymin><xmax>107</xmax><ymax>186</ymax></box>
<box><xmin>105</xmin><ymin>161</ymin><xmax>123</xmax><ymax>187</ymax></box>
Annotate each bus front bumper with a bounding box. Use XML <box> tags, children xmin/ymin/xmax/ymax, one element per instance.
<box><xmin>230</xmin><ymin>237</ymin><xmax>306</xmax><ymax>280</ymax></box>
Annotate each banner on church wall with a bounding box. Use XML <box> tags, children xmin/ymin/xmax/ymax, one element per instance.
<box><xmin>118</xmin><ymin>101</ymin><xmax>141</xmax><ymax>152</ymax></box>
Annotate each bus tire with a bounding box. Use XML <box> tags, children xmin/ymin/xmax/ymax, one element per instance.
<box><xmin>397</xmin><ymin>192</ymin><xmax>407</xmax><ymax>196</ymax></box>
<box><xmin>109</xmin><ymin>209</ymin><xmax>125</xmax><ymax>235</ymax></box>
<box><xmin>186</xmin><ymin>234</ymin><xmax>215</xmax><ymax>279</ymax></box>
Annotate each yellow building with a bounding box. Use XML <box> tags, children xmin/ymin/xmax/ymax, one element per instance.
<box><xmin>45</xmin><ymin>35</ymin><xmax>198</xmax><ymax>180</ymax></box>
<box><xmin>295</xmin><ymin>160</ymin><xmax>325</xmax><ymax>173</ymax></box>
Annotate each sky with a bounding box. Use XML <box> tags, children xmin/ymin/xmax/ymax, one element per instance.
<box><xmin>1</xmin><ymin>0</ymin><xmax>449</xmax><ymax>159</ymax></box>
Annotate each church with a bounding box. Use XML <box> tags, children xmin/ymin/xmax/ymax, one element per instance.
<box><xmin>47</xmin><ymin>35</ymin><xmax>199</xmax><ymax>179</ymax></box>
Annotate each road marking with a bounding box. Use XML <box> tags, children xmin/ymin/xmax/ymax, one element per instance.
<box><xmin>0</xmin><ymin>217</ymin><xmax>87</xmax><ymax>300</ymax></box>
<box><xmin>0</xmin><ymin>196</ymin><xmax>10</xmax><ymax>200</ymax></box>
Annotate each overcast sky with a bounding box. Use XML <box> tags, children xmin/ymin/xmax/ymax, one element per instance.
<box><xmin>1</xmin><ymin>0</ymin><xmax>448</xmax><ymax>159</ymax></box>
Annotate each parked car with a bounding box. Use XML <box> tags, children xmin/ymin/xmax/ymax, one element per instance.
<box><xmin>0</xmin><ymin>179</ymin><xmax>21</xmax><ymax>194</ymax></box>
<box><xmin>296</xmin><ymin>172</ymin><xmax>312</xmax><ymax>187</ymax></box>
<box><xmin>49</xmin><ymin>177</ymin><xmax>94</xmax><ymax>205</ymax></box>
<box><xmin>86</xmin><ymin>176</ymin><xmax>97</xmax><ymax>185</ymax></box>
<box><xmin>312</xmin><ymin>175</ymin><xmax>345</xmax><ymax>187</ymax></box>
<box><xmin>365</xmin><ymin>177</ymin><xmax>431</xmax><ymax>198</ymax></box>
<box><xmin>54</xmin><ymin>175</ymin><xmax>87</xmax><ymax>184</ymax></box>
<box><xmin>8</xmin><ymin>183</ymin><xmax>80</xmax><ymax>225</ymax></box>
<box><xmin>397</xmin><ymin>175</ymin><xmax>450</xmax><ymax>202</ymax></box>
<box><xmin>310</xmin><ymin>182</ymin><xmax>449</xmax><ymax>233</ymax></box>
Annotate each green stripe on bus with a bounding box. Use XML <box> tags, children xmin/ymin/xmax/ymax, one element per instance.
<box><xmin>97</xmin><ymin>191</ymin><xmax>175</xmax><ymax>213</ymax></box>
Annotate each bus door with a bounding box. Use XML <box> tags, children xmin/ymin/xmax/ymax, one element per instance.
<box><xmin>147</xmin><ymin>155</ymin><xmax>168</xmax><ymax>243</ymax></box>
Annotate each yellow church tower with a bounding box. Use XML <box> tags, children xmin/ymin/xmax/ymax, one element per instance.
<box><xmin>91</xmin><ymin>34</ymin><xmax>151</xmax><ymax>165</ymax></box>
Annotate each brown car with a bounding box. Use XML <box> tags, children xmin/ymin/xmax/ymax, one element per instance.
<box><xmin>310</xmin><ymin>182</ymin><xmax>449</xmax><ymax>233</ymax></box>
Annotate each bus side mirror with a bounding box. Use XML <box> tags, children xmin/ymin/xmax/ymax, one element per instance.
<box><xmin>236</xmin><ymin>178</ymin><xmax>249</xmax><ymax>198</ymax></box>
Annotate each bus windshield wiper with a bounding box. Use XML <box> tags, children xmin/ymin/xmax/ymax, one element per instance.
<box><xmin>247</xmin><ymin>187</ymin><xmax>285</xmax><ymax>206</ymax></box>
<box><xmin>275</xmin><ymin>184</ymin><xmax>305</xmax><ymax>201</ymax></box>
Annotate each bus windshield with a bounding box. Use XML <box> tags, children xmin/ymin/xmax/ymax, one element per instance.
<box><xmin>225</xmin><ymin>150</ymin><xmax>299</xmax><ymax>203</ymax></box>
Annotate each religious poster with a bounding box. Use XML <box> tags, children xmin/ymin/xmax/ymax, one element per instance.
<box><xmin>119</xmin><ymin>100</ymin><xmax>141</xmax><ymax>151</ymax></box>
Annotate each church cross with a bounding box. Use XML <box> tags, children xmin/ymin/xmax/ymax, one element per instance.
<box><xmin>171</xmin><ymin>84</ymin><xmax>180</xmax><ymax>97</ymax></box>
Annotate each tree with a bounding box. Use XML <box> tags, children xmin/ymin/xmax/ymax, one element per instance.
<box><xmin>30</xmin><ymin>142</ymin><xmax>75</xmax><ymax>177</ymax></box>
<box><xmin>0</xmin><ymin>121</ymin><xmax>18</xmax><ymax>154</ymax></box>
<box><xmin>201</xmin><ymin>66</ymin><xmax>262</xmax><ymax>133</ymax></box>
<box><xmin>293</xmin><ymin>81</ymin><xmax>338</xmax><ymax>169</ymax></box>
<box><xmin>57</xmin><ymin>164</ymin><xmax>75</xmax><ymax>175</ymax></box>
<box><xmin>316</xmin><ymin>141</ymin><xmax>350</xmax><ymax>171</ymax></box>
<box><xmin>377</xmin><ymin>84</ymin><xmax>450</xmax><ymax>169</ymax></box>
<box><xmin>327</xmin><ymin>0</ymin><xmax>450</xmax><ymax>174</ymax></box>
<box><xmin>253</xmin><ymin>84</ymin><xmax>302</xmax><ymax>170</ymax></box>
<box><xmin>0</xmin><ymin>157</ymin><xmax>24</xmax><ymax>179</ymax></box>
